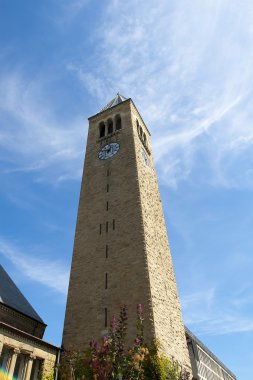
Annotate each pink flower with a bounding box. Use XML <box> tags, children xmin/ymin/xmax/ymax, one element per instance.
<box><xmin>137</xmin><ymin>304</ymin><xmax>143</xmax><ymax>317</ymax></box>
<box><xmin>111</xmin><ymin>315</ymin><xmax>118</xmax><ymax>333</ymax></box>
<box><xmin>134</xmin><ymin>337</ymin><xmax>141</xmax><ymax>345</ymax></box>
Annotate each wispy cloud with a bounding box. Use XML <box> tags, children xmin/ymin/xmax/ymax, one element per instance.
<box><xmin>70</xmin><ymin>0</ymin><xmax>253</xmax><ymax>189</ymax></box>
<box><xmin>2</xmin><ymin>2</ymin><xmax>253</xmax><ymax>189</ymax></box>
<box><xmin>53</xmin><ymin>0</ymin><xmax>91</xmax><ymax>27</ymax></box>
<box><xmin>0</xmin><ymin>238</ymin><xmax>69</xmax><ymax>295</ymax></box>
<box><xmin>0</xmin><ymin>71</ymin><xmax>85</xmax><ymax>182</ymax></box>
<box><xmin>65</xmin><ymin>0</ymin><xmax>89</xmax><ymax>12</ymax></box>
<box><xmin>181</xmin><ymin>286</ymin><xmax>253</xmax><ymax>335</ymax></box>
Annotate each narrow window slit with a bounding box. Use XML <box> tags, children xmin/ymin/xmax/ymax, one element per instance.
<box><xmin>113</xmin><ymin>219</ymin><xmax>115</xmax><ymax>230</ymax></box>
<box><xmin>106</xmin><ymin>201</ymin><xmax>109</xmax><ymax>211</ymax></box>
<box><xmin>107</xmin><ymin>184</ymin><xmax>109</xmax><ymax>192</ymax></box>
<box><xmin>106</xmin><ymin>245</ymin><xmax>108</xmax><ymax>258</ymax></box>
<box><xmin>105</xmin><ymin>273</ymin><xmax>108</xmax><ymax>289</ymax></box>
<box><xmin>99</xmin><ymin>224</ymin><xmax>102</xmax><ymax>235</ymax></box>
<box><xmin>106</xmin><ymin>221</ymin><xmax>108</xmax><ymax>233</ymax></box>
<box><xmin>105</xmin><ymin>308</ymin><xmax>108</xmax><ymax>327</ymax></box>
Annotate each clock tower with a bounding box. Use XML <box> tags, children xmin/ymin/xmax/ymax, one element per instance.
<box><xmin>62</xmin><ymin>94</ymin><xmax>191</xmax><ymax>372</ymax></box>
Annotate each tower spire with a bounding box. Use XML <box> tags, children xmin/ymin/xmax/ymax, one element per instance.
<box><xmin>100</xmin><ymin>93</ymin><xmax>128</xmax><ymax>112</ymax></box>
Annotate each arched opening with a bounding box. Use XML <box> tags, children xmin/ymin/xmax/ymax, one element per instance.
<box><xmin>115</xmin><ymin>115</ymin><xmax>122</xmax><ymax>130</ymax></box>
<box><xmin>99</xmin><ymin>122</ymin><xmax>105</xmax><ymax>138</ymax></box>
<box><xmin>107</xmin><ymin>119</ymin><xmax>113</xmax><ymax>134</ymax></box>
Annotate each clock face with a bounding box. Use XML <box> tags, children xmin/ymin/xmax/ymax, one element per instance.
<box><xmin>141</xmin><ymin>148</ymin><xmax>150</xmax><ymax>167</ymax></box>
<box><xmin>98</xmin><ymin>143</ymin><xmax>120</xmax><ymax>160</ymax></box>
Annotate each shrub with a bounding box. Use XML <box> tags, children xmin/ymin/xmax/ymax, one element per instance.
<box><xmin>59</xmin><ymin>305</ymin><xmax>190</xmax><ymax>380</ymax></box>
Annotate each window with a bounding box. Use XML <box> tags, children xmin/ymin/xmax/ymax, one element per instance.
<box><xmin>0</xmin><ymin>346</ymin><xmax>12</xmax><ymax>371</ymax></box>
<box><xmin>113</xmin><ymin>219</ymin><xmax>115</xmax><ymax>230</ymax></box>
<box><xmin>99</xmin><ymin>122</ymin><xmax>105</xmax><ymax>138</ymax></box>
<box><xmin>105</xmin><ymin>308</ymin><xmax>108</xmax><ymax>327</ymax></box>
<box><xmin>107</xmin><ymin>119</ymin><xmax>113</xmax><ymax>134</ymax></box>
<box><xmin>115</xmin><ymin>115</ymin><xmax>122</xmax><ymax>130</ymax></box>
<box><xmin>106</xmin><ymin>245</ymin><xmax>108</xmax><ymax>258</ymax></box>
<box><xmin>143</xmin><ymin>133</ymin><xmax>147</xmax><ymax>144</ymax></box>
<box><xmin>30</xmin><ymin>359</ymin><xmax>43</xmax><ymax>380</ymax></box>
<box><xmin>107</xmin><ymin>169</ymin><xmax>110</xmax><ymax>177</ymax></box>
<box><xmin>105</xmin><ymin>273</ymin><xmax>108</xmax><ymax>289</ymax></box>
<box><xmin>106</xmin><ymin>201</ymin><xmax>109</xmax><ymax>211</ymax></box>
<box><xmin>13</xmin><ymin>353</ymin><xmax>27</xmax><ymax>380</ymax></box>
<box><xmin>99</xmin><ymin>224</ymin><xmax>102</xmax><ymax>235</ymax></box>
<box><xmin>107</xmin><ymin>184</ymin><xmax>109</xmax><ymax>192</ymax></box>
<box><xmin>106</xmin><ymin>221</ymin><xmax>108</xmax><ymax>233</ymax></box>
<box><xmin>140</xmin><ymin>126</ymin><xmax>143</xmax><ymax>137</ymax></box>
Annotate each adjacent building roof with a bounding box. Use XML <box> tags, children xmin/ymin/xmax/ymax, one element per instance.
<box><xmin>0</xmin><ymin>265</ymin><xmax>44</xmax><ymax>324</ymax></box>
<box><xmin>100</xmin><ymin>93</ymin><xmax>128</xmax><ymax>112</ymax></box>
<box><xmin>185</xmin><ymin>326</ymin><xmax>236</xmax><ymax>379</ymax></box>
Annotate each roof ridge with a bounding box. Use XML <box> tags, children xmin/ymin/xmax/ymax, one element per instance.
<box><xmin>0</xmin><ymin>265</ymin><xmax>44</xmax><ymax>324</ymax></box>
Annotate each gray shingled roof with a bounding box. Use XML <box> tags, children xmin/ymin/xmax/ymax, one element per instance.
<box><xmin>100</xmin><ymin>93</ymin><xmax>128</xmax><ymax>111</ymax></box>
<box><xmin>0</xmin><ymin>265</ymin><xmax>44</xmax><ymax>324</ymax></box>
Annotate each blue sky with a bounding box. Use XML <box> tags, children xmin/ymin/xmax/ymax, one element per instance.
<box><xmin>0</xmin><ymin>1</ymin><xmax>252</xmax><ymax>378</ymax></box>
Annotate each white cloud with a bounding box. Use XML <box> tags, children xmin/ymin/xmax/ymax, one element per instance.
<box><xmin>71</xmin><ymin>0</ymin><xmax>253</xmax><ymax>189</ymax></box>
<box><xmin>0</xmin><ymin>238</ymin><xmax>69</xmax><ymax>295</ymax></box>
<box><xmin>2</xmin><ymin>1</ymin><xmax>253</xmax><ymax>190</ymax></box>
<box><xmin>181</xmin><ymin>287</ymin><xmax>253</xmax><ymax>335</ymax></box>
<box><xmin>0</xmin><ymin>71</ymin><xmax>85</xmax><ymax>182</ymax></box>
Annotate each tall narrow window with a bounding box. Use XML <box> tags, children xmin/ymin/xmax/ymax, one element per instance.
<box><xmin>143</xmin><ymin>133</ymin><xmax>147</xmax><ymax>144</ymax></box>
<box><xmin>99</xmin><ymin>224</ymin><xmax>102</xmax><ymax>235</ymax></box>
<box><xmin>107</xmin><ymin>169</ymin><xmax>110</xmax><ymax>176</ymax></box>
<box><xmin>105</xmin><ymin>273</ymin><xmax>108</xmax><ymax>289</ymax></box>
<box><xmin>106</xmin><ymin>201</ymin><xmax>109</xmax><ymax>211</ymax></box>
<box><xmin>105</xmin><ymin>308</ymin><xmax>108</xmax><ymax>327</ymax></box>
<box><xmin>106</xmin><ymin>221</ymin><xmax>108</xmax><ymax>233</ymax></box>
<box><xmin>99</xmin><ymin>122</ymin><xmax>106</xmax><ymax>138</ymax></box>
<box><xmin>107</xmin><ymin>119</ymin><xmax>113</xmax><ymax>134</ymax></box>
<box><xmin>106</xmin><ymin>245</ymin><xmax>108</xmax><ymax>258</ymax></box>
<box><xmin>107</xmin><ymin>184</ymin><xmax>109</xmax><ymax>192</ymax></box>
<box><xmin>115</xmin><ymin>115</ymin><xmax>122</xmax><ymax>130</ymax></box>
<box><xmin>113</xmin><ymin>219</ymin><xmax>115</xmax><ymax>230</ymax></box>
<box><xmin>136</xmin><ymin>119</ymin><xmax>140</xmax><ymax>134</ymax></box>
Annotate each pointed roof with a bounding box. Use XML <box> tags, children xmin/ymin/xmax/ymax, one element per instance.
<box><xmin>0</xmin><ymin>265</ymin><xmax>44</xmax><ymax>324</ymax></box>
<box><xmin>100</xmin><ymin>93</ymin><xmax>128</xmax><ymax>112</ymax></box>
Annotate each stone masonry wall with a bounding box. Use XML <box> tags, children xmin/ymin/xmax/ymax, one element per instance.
<box><xmin>0</xmin><ymin>304</ymin><xmax>45</xmax><ymax>339</ymax></box>
<box><xmin>0</xmin><ymin>326</ymin><xmax>57</xmax><ymax>378</ymax></box>
<box><xmin>62</xmin><ymin>99</ymin><xmax>191</xmax><ymax>374</ymax></box>
<box><xmin>63</xmin><ymin>100</ymin><xmax>155</xmax><ymax>350</ymax></box>
<box><xmin>130</xmin><ymin>102</ymin><xmax>191</xmax><ymax>372</ymax></box>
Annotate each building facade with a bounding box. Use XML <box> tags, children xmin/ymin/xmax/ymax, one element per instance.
<box><xmin>62</xmin><ymin>94</ymin><xmax>191</xmax><ymax>372</ymax></box>
<box><xmin>0</xmin><ymin>265</ymin><xmax>59</xmax><ymax>380</ymax></box>
<box><xmin>186</xmin><ymin>328</ymin><xmax>236</xmax><ymax>380</ymax></box>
